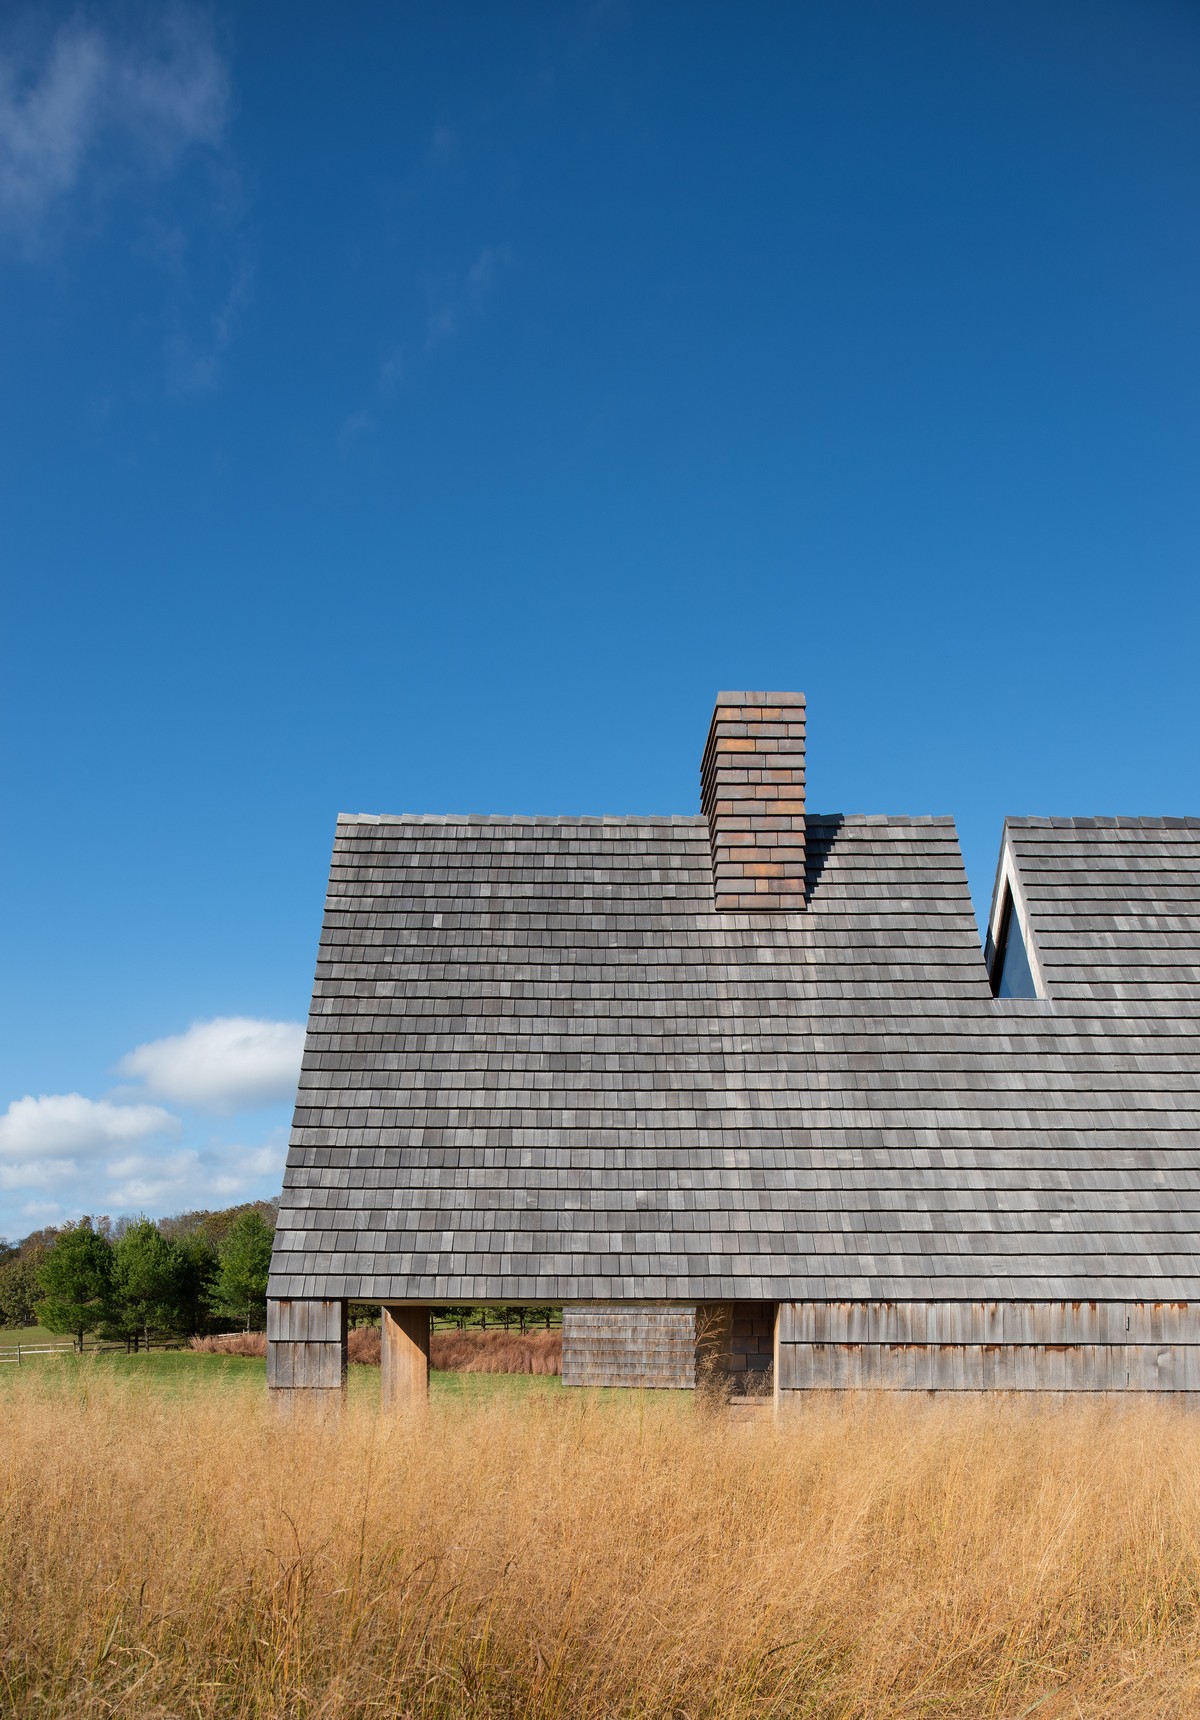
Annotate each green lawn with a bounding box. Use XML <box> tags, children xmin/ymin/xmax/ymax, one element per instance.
<box><xmin>0</xmin><ymin>1324</ymin><xmax>69</xmax><ymax>1349</ymax></box>
<box><xmin>0</xmin><ymin>1347</ymin><xmax>567</xmax><ymax>1403</ymax></box>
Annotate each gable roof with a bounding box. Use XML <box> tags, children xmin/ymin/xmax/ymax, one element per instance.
<box><xmin>270</xmin><ymin>807</ymin><xmax>1200</xmax><ymax>1305</ymax></box>
<box><xmin>1000</xmin><ymin>817</ymin><xmax>1200</xmax><ymax>1005</ymax></box>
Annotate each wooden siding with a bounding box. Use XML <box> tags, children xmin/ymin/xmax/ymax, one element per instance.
<box><xmin>266</xmin><ymin>1298</ymin><xmax>347</xmax><ymax>1394</ymax></box>
<box><xmin>777</xmin><ymin>1301</ymin><xmax>1200</xmax><ymax>1393</ymax></box>
<box><xmin>563</xmin><ymin>1304</ymin><xmax>697</xmax><ymax>1388</ymax></box>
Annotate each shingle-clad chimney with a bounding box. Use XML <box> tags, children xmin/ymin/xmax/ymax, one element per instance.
<box><xmin>701</xmin><ymin>691</ymin><xmax>807</xmax><ymax>910</ymax></box>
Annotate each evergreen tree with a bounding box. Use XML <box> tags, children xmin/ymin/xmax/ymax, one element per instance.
<box><xmin>36</xmin><ymin>1221</ymin><xmax>114</xmax><ymax>1348</ymax></box>
<box><xmin>209</xmin><ymin>1210</ymin><xmax>273</xmax><ymax>1331</ymax></box>
<box><xmin>107</xmin><ymin>1220</ymin><xmax>188</xmax><ymax>1347</ymax></box>
<box><xmin>175</xmin><ymin>1229</ymin><xmax>220</xmax><ymax>1334</ymax></box>
<box><xmin>0</xmin><ymin>1256</ymin><xmax>43</xmax><ymax>1328</ymax></box>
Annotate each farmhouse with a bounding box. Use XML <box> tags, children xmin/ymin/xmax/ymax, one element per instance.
<box><xmin>267</xmin><ymin>693</ymin><xmax>1200</xmax><ymax>1407</ymax></box>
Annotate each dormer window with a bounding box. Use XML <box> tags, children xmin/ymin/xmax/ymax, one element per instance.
<box><xmin>990</xmin><ymin>889</ymin><xmax>1037</xmax><ymax>1000</ymax></box>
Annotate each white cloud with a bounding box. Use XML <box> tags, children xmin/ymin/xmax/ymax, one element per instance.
<box><xmin>0</xmin><ymin>5</ymin><xmax>229</xmax><ymax>239</ymax></box>
<box><xmin>0</xmin><ymin>1093</ymin><xmax>178</xmax><ymax>1160</ymax></box>
<box><xmin>104</xmin><ymin>1148</ymin><xmax>200</xmax><ymax>1210</ymax></box>
<box><xmin>105</xmin><ymin>1147</ymin><xmax>197</xmax><ymax>1181</ymax></box>
<box><xmin>117</xmin><ymin>1017</ymin><xmax>305</xmax><ymax>1112</ymax></box>
<box><xmin>21</xmin><ymin>1200</ymin><xmax>62</xmax><ymax>1219</ymax></box>
<box><xmin>239</xmin><ymin>1141</ymin><xmax>287</xmax><ymax>1177</ymax></box>
<box><xmin>101</xmin><ymin>1133</ymin><xmax>285</xmax><ymax>1213</ymax></box>
<box><xmin>0</xmin><ymin>1159</ymin><xmax>76</xmax><ymax>1191</ymax></box>
<box><xmin>0</xmin><ymin>1021</ymin><xmax>295</xmax><ymax>1234</ymax></box>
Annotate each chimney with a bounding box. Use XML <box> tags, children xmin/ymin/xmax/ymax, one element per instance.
<box><xmin>700</xmin><ymin>692</ymin><xmax>807</xmax><ymax>910</ymax></box>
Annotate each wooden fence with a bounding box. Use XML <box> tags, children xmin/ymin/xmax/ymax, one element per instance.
<box><xmin>0</xmin><ymin>1337</ymin><xmax>188</xmax><ymax>1363</ymax></box>
<box><xmin>0</xmin><ymin>1340</ymin><xmax>75</xmax><ymax>1364</ymax></box>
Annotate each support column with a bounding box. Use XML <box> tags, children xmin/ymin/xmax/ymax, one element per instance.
<box><xmin>773</xmin><ymin>1303</ymin><xmax>783</xmax><ymax>1421</ymax></box>
<box><xmin>381</xmin><ymin>1305</ymin><xmax>430</xmax><ymax>1411</ymax></box>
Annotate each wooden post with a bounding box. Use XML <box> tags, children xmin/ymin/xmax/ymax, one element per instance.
<box><xmin>773</xmin><ymin>1302</ymin><xmax>782</xmax><ymax>1421</ymax></box>
<box><xmin>381</xmin><ymin>1305</ymin><xmax>430</xmax><ymax>1412</ymax></box>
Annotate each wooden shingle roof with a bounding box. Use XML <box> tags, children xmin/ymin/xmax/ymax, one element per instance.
<box><xmin>269</xmin><ymin>810</ymin><xmax>1200</xmax><ymax>1303</ymax></box>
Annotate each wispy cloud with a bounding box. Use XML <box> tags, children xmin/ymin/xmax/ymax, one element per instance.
<box><xmin>167</xmin><ymin>251</ymin><xmax>254</xmax><ymax>393</ymax></box>
<box><xmin>378</xmin><ymin>243</ymin><xmax>517</xmax><ymax>395</ymax></box>
<box><xmin>0</xmin><ymin>5</ymin><xmax>230</xmax><ymax>244</ymax></box>
<box><xmin>103</xmin><ymin>1147</ymin><xmax>199</xmax><ymax>1209</ymax></box>
<box><xmin>100</xmin><ymin>1129</ymin><xmax>287</xmax><ymax>1215</ymax></box>
<box><xmin>422</xmin><ymin>243</ymin><xmax>515</xmax><ymax>355</ymax></box>
<box><xmin>346</xmin><ymin>243</ymin><xmax>516</xmax><ymax>443</ymax></box>
<box><xmin>337</xmin><ymin>407</ymin><xmax>375</xmax><ymax>450</ymax></box>
<box><xmin>0</xmin><ymin>1092</ymin><xmax>179</xmax><ymax>1195</ymax></box>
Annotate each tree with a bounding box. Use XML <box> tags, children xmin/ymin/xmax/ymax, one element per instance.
<box><xmin>36</xmin><ymin>1221</ymin><xmax>114</xmax><ymax>1348</ymax></box>
<box><xmin>208</xmin><ymin>1210</ymin><xmax>273</xmax><ymax>1331</ymax></box>
<box><xmin>106</xmin><ymin>1220</ymin><xmax>188</xmax><ymax>1348</ymax></box>
<box><xmin>0</xmin><ymin>1256</ymin><xmax>43</xmax><ymax>1328</ymax></box>
<box><xmin>175</xmin><ymin>1229</ymin><xmax>219</xmax><ymax>1334</ymax></box>
<box><xmin>159</xmin><ymin>1198</ymin><xmax>278</xmax><ymax>1251</ymax></box>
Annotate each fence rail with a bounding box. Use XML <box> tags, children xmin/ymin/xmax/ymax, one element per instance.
<box><xmin>0</xmin><ymin>1341</ymin><xmax>76</xmax><ymax>1363</ymax></box>
<box><xmin>0</xmin><ymin>1337</ymin><xmax>188</xmax><ymax>1363</ymax></box>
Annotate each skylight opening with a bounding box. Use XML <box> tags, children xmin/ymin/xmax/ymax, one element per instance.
<box><xmin>990</xmin><ymin>888</ymin><xmax>1038</xmax><ymax>1000</ymax></box>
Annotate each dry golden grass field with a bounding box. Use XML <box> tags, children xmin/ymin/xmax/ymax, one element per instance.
<box><xmin>190</xmin><ymin>1326</ymin><xmax>563</xmax><ymax>1371</ymax></box>
<box><xmin>3</xmin><ymin>1361</ymin><xmax>1200</xmax><ymax>1718</ymax></box>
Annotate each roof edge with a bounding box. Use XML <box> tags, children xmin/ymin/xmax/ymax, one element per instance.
<box><xmin>334</xmin><ymin>812</ymin><xmax>962</xmax><ymax>828</ymax></box>
<box><xmin>1003</xmin><ymin>815</ymin><xmax>1200</xmax><ymax>830</ymax></box>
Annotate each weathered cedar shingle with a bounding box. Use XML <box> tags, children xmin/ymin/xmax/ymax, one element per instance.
<box><xmin>268</xmin><ymin>812</ymin><xmax>1200</xmax><ymax>1302</ymax></box>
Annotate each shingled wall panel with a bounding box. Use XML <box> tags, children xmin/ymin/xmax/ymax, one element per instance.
<box><xmin>266</xmin><ymin>1298</ymin><xmax>348</xmax><ymax>1397</ymax></box>
<box><xmin>777</xmin><ymin>1301</ymin><xmax>1200</xmax><ymax>1393</ymax></box>
<box><xmin>562</xmin><ymin>1304</ymin><xmax>697</xmax><ymax>1388</ymax></box>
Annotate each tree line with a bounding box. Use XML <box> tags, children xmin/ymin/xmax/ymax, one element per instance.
<box><xmin>0</xmin><ymin>1201</ymin><xmax>277</xmax><ymax>1349</ymax></box>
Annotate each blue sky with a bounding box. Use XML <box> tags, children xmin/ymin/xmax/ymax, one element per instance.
<box><xmin>2</xmin><ymin>1</ymin><xmax>1198</xmax><ymax>1238</ymax></box>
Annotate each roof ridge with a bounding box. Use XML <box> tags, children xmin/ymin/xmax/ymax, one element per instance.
<box><xmin>334</xmin><ymin>811</ymin><xmax>961</xmax><ymax>828</ymax></box>
<box><xmin>336</xmin><ymin>814</ymin><xmax>708</xmax><ymax>827</ymax></box>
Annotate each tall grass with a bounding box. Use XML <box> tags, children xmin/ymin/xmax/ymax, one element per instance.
<box><xmin>427</xmin><ymin>1328</ymin><xmax>561</xmax><ymax>1374</ymax></box>
<box><xmin>190</xmin><ymin>1328</ymin><xmax>563</xmax><ymax>1372</ymax></box>
<box><xmin>2</xmin><ymin>1369</ymin><xmax>1200</xmax><ymax>1717</ymax></box>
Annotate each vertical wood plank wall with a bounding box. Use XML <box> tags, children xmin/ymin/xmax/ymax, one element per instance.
<box><xmin>266</xmin><ymin>1299</ymin><xmax>348</xmax><ymax>1400</ymax></box>
<box><xmin>776</xmin><ymin>1302</ymin><xmax>1200</xmax><ymax>1393</ymax></box>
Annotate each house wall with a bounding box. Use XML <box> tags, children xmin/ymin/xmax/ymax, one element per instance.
<box><xmin>562</xmin><ymin>1304</ymin><xmax>698</xmax><ymax>1388</ymax></box>
<box><xmin>563</xmin><ymin>1301</ymin><xmax>778</xmax><ymax>1390</ymax></box>
<box><xmin>776</xmin><ymin>1301</ymin><xmax>1200</xmax><ymax>1393</ymax></box>
<box><xmin>264</xmin><ymin>1297</ymin><xmax>1200</xmax><ymax>1400</ymax></box>
<box><xmin>266</xmin><ymin>1298</ymin><xmax>347</xmax><ymax>1399</ymax></box>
